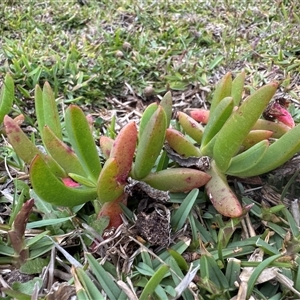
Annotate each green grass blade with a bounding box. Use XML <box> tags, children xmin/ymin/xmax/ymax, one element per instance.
<box><xmin>135</xmin><ymin>262</ymin><xmax>155</xmax><ymax>276</ymax></box>
<box><xmin>171</xmin><ymin>188</ymin><xmax>199</xmax><ymax>231</ymax></box>
<box><xmin>25</xmin><ymin>231</ymin><xmax>50</xmax><ymax>247</ymax></box>
<box><xmin>27</xmin><ymin>217</ymin><xmax>73</xmax><ymax>229</ymax></box>
<box><xmin>139</xmin><ymin>264</ymin><xmax>169</xmax><ymax>300</ymax></box>
<box><xmin>246</xmin><ymin>254</ymin><xmax>282</xmax><ymax>299</ymax></box>
<box><xmin>200</xmin><ymin>254</ymin><xmax>229</xmax><ymax>290</ymax></box>
<box><xmin>255</xmin><ymin>239</ymin><xmax>280</xmax><ymax>255</ymax></box>
<box><xmin>141</xmin><ymin>249</ymin><xmax>153</xmax><ymax>269</ymax></box>
<box><xmin>167</xmin><ymin>257</ymin><xmax>194</xmax><ymax>300</ymax></box>
<box><xmin>281</xmin><ymin>207</ymin><xmax>300</xmax><ymax>237</ymax></box>
<box><xmin>225</xmin><ymin>258</ymin><xmax>241</xmax><ymax>289</ymax></box>
<box><xmin>86</xmin><ymin>253</ymin><xmax>122</xmax><ymax>300</ymax></box>
<box><xmin>75</xmin><ymin>267</ymin><xmax>105</xmax><ymax>300</ymax></box>
<box><xmin>167</xmin><ymin>248</ymin><xmax>189</xmax><ymax>272</ymax></box>
<box><xmin>174</xmin><ymin>264</ymin><xmax>200</xmax><ymax>297</ymax></box>
<box><xmin>152</xmin><ymin>239</ymin><xmax>191</xmax><ymax>269</ymax></box>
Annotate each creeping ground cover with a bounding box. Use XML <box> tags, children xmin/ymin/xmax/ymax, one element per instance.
<box><xmin>1</xmin><ymin>0</ymin><xmax>300</xmax><ymax>299</ymax></box>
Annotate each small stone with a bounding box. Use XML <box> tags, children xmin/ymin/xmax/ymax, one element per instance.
<box><xmin>115</xmin><ymin>50</ymin><xmax>124</xmax><ymax>58</ymax></box>
<box><xmin>144</xmin><ymin>86</ymin><xmax>155</xmax><ymax>98</ymax></box>
<box><xmin>122</xmin><ymin>41</ymin><xmax>132</xmax><ymax>51</ymax></box>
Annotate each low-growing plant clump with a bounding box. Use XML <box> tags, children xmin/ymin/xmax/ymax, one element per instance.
<box><xmin>1</xmin><ymin>69</ymin><xmax>300</xmax><ymax>299</ymax></box>
<box><xmin>1</xmin><ymin>1</ymin><xmax>300</xmax><ymax>300</ymax></box>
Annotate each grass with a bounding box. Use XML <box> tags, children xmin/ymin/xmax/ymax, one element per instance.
<box><xmin>1</xmin><ymin>0</ymin><xmax>299</xmax><ymax>105</ymax></box>
<box><xmin>1</xmin><ymin>0</ymin><xmax>300</xmax><ymax>299</ymax></box>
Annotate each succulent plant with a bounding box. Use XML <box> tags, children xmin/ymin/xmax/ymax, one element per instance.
<box><xmin>4</xmin><ymin>71</ymin><xmax>300</xmax><ymax>230</ymax></box>
<box><xmin>4</xmin><ymin>84</ymin><xmax>209</xmax><ymax>234</ymax></box>
<box><xmin>167</xmin><ymin>71</ymin><xmax>300</xmax><ymax>217</ymax></box>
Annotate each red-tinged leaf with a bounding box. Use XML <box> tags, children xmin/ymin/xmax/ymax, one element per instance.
<box><xmin>4</xmin><ymin>115</ymin><xmax>66</xmax><ymax>177</ymax></box>
<box><xmin>97</xmin><ymin>158</ymin><xmax>125</xmax><ymax>203</ymax></box>
<box><xmin>43</xmin><ymin>125</ymin><xmax>87</xmax><ymax>176</ymax></box>
<box><xmin>134</xmin><ymin>105</ymin><xmax>167</xmax><ymax>179</ymax></box>
<box><xmin>277</xmin><ymin>113</ymin><xmax>295</xmax><ymax>128</ymax></box>
<box><xmin>264</xmin><ymin>101</ymin><xmax>295</xmax><ymax>128</ymax></box>
<box><xmin>10</xmin><ymin>199</ymin><xmax>34</xmax><ymax>246</ymax></box>
<box><xmin>86</xmin><ymin>114</ymin><xmax>94</xmax><ymax>131</ymax></box>
<box><xmin>110</xmin><ymin>121</ymin><xmax>137</xmax><ymax>179</ymax></box>
<box><xmin>205</xmin><ymin>161</ymin><xmax>243</xmax><ymax>217</ymax></box>
<box><xmin>97</xmin><ymin>193</ymin><xmax>128</xmax><ymax>233</ymax></box>
<box><xmin>165</xmin><ymin>128</ymin><xmax>201</xmax><ymax>157</ymax></box>
<box><xmin>189</xmin><ymin>109</ymin><xmax>210</xmax><ymax>124</ymax></box>
<box><xmin>4</xmin><ymin>115</ymin><xmax>42</xmax><ymax>163</ymax></box>
<box><xmin>100</xmin><ymin>136</ymin><xmax>114</xmax><ymax>158</ymax></box>
<box><xmin>8</xmin><ymin>199</ymin><xmax>34</xmax><ymax>265</ymax></box>
<box><xmin>142</xmin><ymin>168</ymin><xmax>211</xmax><ymax>192</ymax></box>
<box><xmin>13</xmin><ymin>114</ymin><xmax>25</xmax><ymax>125</ymax></box>
<box><xmin>177</xmin><ymin>111</ymin><xmax>204</xmax><ymax>143</ymax></box>
<box><xmin>97</xmin><ymin>123</ymin><xmax>137</xmax><ymax>203</ymax></box>
<box><xmin>270</xmin><ymin>104</ymin><xmax>295</xmax><ymax>128</ymax></box>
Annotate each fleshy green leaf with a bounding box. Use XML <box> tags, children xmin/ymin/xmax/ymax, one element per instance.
<box><xmin>142</xmin><ymin>168</ymin><xmax>211</xmax><ymax>192</ymax></box>
<box><xmin>177</xmin><ymin>111</ymin><xmax>204</xmax><ymax>143</ymax></box>
<box><xmin>165</xmin><ymin>128</ymin><xmax>201</xmax><ymax>157</ymax></box>
<box><xmin>139</xmin><ymin>264</ymin><xmax>169</xmax><ymax>299</ymax></box>
<box><xmin>200</xmin><ymin>96</ymin><xmax>234</xmax><ymax>149</ymax></box>
<box><xmin>213</xmin><ymin>82</ymin><xmax>278</xmax><ymax>172</ymax></box>
<box><xmin>42</xmin><ymin>82</ymin><xmax>62</xmax><ymax>140</ymax></box>
<box><xmin>209</xmin><ymin>72</ymin><xmax>232</xmax><ymax>114</ymax></box>
<box><xmin>160</xmin><ymin>91</ymin><xmax>173</xmax><ymax>127</ymax></box>
<box><xmin>0</xmin><ymin>73</ymin><xmax>14</xmax><ymax>124</ymax></box>
<box><xmin>231</xmin><ymin>71</ymin><xmax>245</xmax><ymax>106</ymax></box>
<box><xmin>205</xmin><ymin>160</ymin><xmax>243</xmax><ymax>217</ymax></box>
<box><xmin>97</xmin><ymin>158</ymin><xmax>125</xmax><ymax>203</ymax></box>
<box><xmin>65</xmin><ymin>105</ymin><xmax>101</xmax><ymax>182</ymax></box>
<box><xmin>134</xmin><ymin>105</ymin><xmax>167</xmax><ymax>179</ymax></box>
<box><xmin>234</xmin><ymin>123</ymin><xmax>300</xmax><ymax>177</ymax></box>
<box><xmin>43</xmin><ymin>125</ymin><xmax>87</xmax><ymax>176</ymax></box>
<box><xmin>30</xmin><ymin>155</ymin><xmax>97</xmax><ymax>206</ymax></box>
